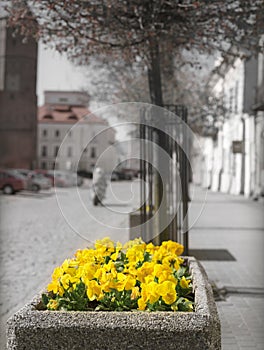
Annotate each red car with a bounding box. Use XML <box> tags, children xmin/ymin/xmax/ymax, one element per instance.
<box><xmin>0</xmin><ymin>169</ymin><xmax>26</xmax><ymax>194</ymax></box>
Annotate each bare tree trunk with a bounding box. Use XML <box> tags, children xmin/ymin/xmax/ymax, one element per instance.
<box><xmin>147</xmin><ymin>37</ymin><xmax>169</xmax><ymax>244</ymax></box>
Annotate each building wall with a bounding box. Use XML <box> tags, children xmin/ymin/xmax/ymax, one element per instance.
<box><xmin>244</xmin><ymin>56</ymin><xmax>258</xmax><ymax>113</ymax></box>
<box><xmin>210</xmin><ymin>58</ymin><xmax>245</xmax><ymax>195</ymax></box>
<box><xmin>0</xmin><ymin>20</ymin><xmax>38</xmax><ymax>169</ymax></box>
<box><xmin>0</xmin><ymin>19</ymin><xmax>6</xmax><ymax>90</ymax></box>
<box><xmin>38</xmin><ymin>122</ymin><xmax>118</xmax><ymax>173</ymax></box>
<box><xmin>191</xmin><ymin>135</ymin><xmax>214</xmax><ymax>188</ymax></box>
<box><xmin>254</xmin><ymin>36</ymin><xmax>264</xmax><ymax>197</ymax></box>
<box><xmin>193</xmin><ymin>55</ymin><xmax>259</xmax><ymax>198</ymax></box>
<box><xmin>254</xmin><ymin>113</ymin><xmax>264</xmax><ymax>196</ymax></box>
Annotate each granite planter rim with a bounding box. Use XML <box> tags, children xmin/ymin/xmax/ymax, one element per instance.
<box><xmin>7</xmin><ymin>256</ymin><xmax>221</xmax><ymax>350</ymax></box>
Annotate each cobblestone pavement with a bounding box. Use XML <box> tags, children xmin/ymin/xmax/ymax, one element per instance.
<box><xmin>189</xmin><ymin>186</ymin><xmax>264</xmax><ymax>350</ymax></box>
<box><xmin>0</xmin><ymin>181</ymin><xmax>137</xmax><ymax>348</ymax></box>
<box><xmin>217</xmin><ymin>295</ymin><xmax>264</xmax><ymax>350</ymax></box>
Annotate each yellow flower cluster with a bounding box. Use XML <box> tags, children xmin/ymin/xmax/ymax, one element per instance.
<box><xmin>45</xmin><ymin>237</ymin><xmax>193</xmax><ymax>312</ymax></box>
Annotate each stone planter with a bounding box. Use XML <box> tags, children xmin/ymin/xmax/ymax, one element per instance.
<box><xmin>7</xmin><ymin>257</ymin><xmax>221</xmax><ymax>350</ymax></box>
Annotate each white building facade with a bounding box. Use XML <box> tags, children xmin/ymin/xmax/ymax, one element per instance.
<box><xmin>253</xmin><ymin>36</ymin><xmax>264</xmax><ymax>198</ymax></box>
<box><xmin>38</xmin><ymin>91</ymin><xmax>118</xmax><ymax>174</ymax></box>
<box><xmin>193</xmin><ymin>53</ymin><xmax>264</xmax><ymax>198</ymax></box>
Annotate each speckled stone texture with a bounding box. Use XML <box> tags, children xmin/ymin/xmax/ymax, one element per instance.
<box><xmin>6</xmin><ymin>257</ymin><xmax>221</xmax><ymax>350</ymax></box>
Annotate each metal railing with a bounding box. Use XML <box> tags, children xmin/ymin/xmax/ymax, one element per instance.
<box><xmin>139</xmin><ymin>105</ymin><xmax>189</xmax><ymax>254</ymax></box>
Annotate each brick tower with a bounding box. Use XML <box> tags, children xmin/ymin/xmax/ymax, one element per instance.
<box><xmin>0</xmin><ymin>13</ymin><xmax>38</xmax><ymax>169</ymax></box>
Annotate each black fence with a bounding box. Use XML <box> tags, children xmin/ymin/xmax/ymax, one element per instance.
<box><xmin>139</xmin><ymin>105</ymin><xmax>189</xmax><ymax>254</ymax></box>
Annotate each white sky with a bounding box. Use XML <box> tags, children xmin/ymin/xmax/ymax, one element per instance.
<box><xmin>37</xmin><ymin>43</ymin><xmax>129</xmax><ymax>141</ymax></box>
<box><xmin>37</xmin><ymin>43</ymin><xmax>87</xmax><ymax>106</ymax></box>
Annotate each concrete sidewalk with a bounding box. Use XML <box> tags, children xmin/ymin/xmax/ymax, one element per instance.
<box><xmin>189</xmin><ymin>186</ymin><xmax>264</xmax><ymax>350</ymax></box>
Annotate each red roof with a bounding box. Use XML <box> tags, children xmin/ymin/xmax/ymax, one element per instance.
<box><xmin>38</xmin><ymin>104</ymin><xmax>108</xmax><ymax>125</ymax></box>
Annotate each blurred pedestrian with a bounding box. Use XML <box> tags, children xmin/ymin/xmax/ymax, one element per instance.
<box><xmin>92</xmin><ymin>167</ymin><xmax>107</xmax><ymax>206</ymax></box>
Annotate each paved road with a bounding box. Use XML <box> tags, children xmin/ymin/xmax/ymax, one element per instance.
<box><xmin>0</xmin><ymin>180</ymin><xmax>139</xmax><ymax>348</ymax></box>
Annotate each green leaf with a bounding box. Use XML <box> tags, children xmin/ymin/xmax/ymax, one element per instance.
<box><xmin>143</xmin><ymin>251</ymin><xmax>151</xmax><ymax>262</ymax></box>
<box><xmin>42</xmin><ymin>293</ymin><xmax>49</xmax><ymax>306</ymax></box>
<box><xmin>104</xmin><ymin>255</ymin><xmax>111</xmax><ymax>264</ymax></box>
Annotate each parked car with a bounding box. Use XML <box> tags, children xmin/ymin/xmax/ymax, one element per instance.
<box><xmin>77</xmin><ymin>170</ymin><xmax>93</xmax><ymax>179</ymax></box>
<box><xmin>71</xmin><ymin>173</ymin><xmax>84</xmax><ymax>187</ymax></box>
<box><xmin>47</xmin><ymin>170</ymin><xmax>83</xmax><ymax>187</ymax></box>
<box><xmin>15</xmin><ymin>169</ymin><xmax>52</xmax><ymax>192</ymax></box>
<box><xmin>34</xmin><ymin>169</ymin><xmax>57</xmax><ymax>187</ymax></box>
<box><xmin>111</xmin><ymin>170</ymin><xmax>133</xmax><ymax>181</ymax></box>
<box><xmin>45</xmin><ymin>170</ymin><xmax>68</xmax><ymax>187</ymax></box>
<box><xmin>0</xmin><ymin>169</ymin><xmax>26</xmax><ymax>194</ymax></box>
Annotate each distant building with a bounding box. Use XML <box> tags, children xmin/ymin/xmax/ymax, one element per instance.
<box><xmin>38</xmin><ymin>91</ymin><xmax>118</xmax><ymax>173</ymax></box>
<box><xmin>252</xmin><ymin>35</ymin><xmax>264</xmax><ymax>199</ymax></box>
<box><xmin>193</xmin><ymin>51</ymin><xmax>264</xmax><ymax>198</ymax></box>
<box><xmin>0</xmin><ymin>14</ymin><xmax>38</xmax><ymax>169</ymax></box>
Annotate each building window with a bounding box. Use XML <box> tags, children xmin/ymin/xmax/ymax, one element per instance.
<box><xmin>42</xmin><ymin>129</ymin><xmax>47</xmax><ymax>137</ymax></box>
<box><xmin>41</xmin><ymin>145</ymin><xmax>47</xmax><ymax>157</ymax></box>
<box><xmin>91</xmin><ymin>147</ymin><xmax>96</xmax><ymax>158</ymax></box>
<box><xmin>54</xmin><ymin>146</ymin><xmax>59</xmax><ymax>157</ymax></box>
<box><xmin>59</xmin><ymin>97</ymin><xmax>68</xmax><ymax>103</ymax></box>
<box><xmin>55</xmin><ymin>130</ymin><xmax>60</xmax><ymax>138</ymax></box>
<box><xmin>68</xmin><ymin>146</ymin><xmax>72</xmax><ymax>157</ymax></box>
<box><xmin>41</xmin><ymin>161</ymin><xmax>46</xmax><ymax>169</ymax></box>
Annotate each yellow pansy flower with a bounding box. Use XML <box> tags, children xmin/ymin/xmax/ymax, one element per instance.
<box><xmin>123</xmin><ymin>238</ymin><xmax>144</xmax><ymax>250</ymax></box>
<box><xmin>153</xmin><ymin>263</ymin><xmax>176</xmax><ymax>284</ymax></box>
<box><xmin>111</xmin><ymin>241</ymin><xmax>123</xmax><ymax>260</ymax></box>
<box><xmin>123</xmin><ymin>265</ymin><xmax>138</xmax><ymax>277</ymax></box>
<box><xmin>126</xmin><ymin>245</ymin><xmax>145</xmax><ymax>265</ymax></box>
<box><xmin>162</xmin><ymin>255</ymin><xmax>184</xmax><ymax>271</ymax></box>
<box><xmin>86</xmin><ymin>280</ymin><xmax>103</xmax><ymax>301</ymax></box>
<box><xmin>60</xmin><ymin>273</ymin><xmax>79</xmax><ymax>290</ymax></box>
<box><xmin>138</xmin><ymin>297</ymin><xmax>147</xmax><ymax>311</ymax></box>
<box><xmin>161</xmin><ymin>240</ymin><xmax>184</xmax><ymax>256</ymax></box>
<box><xmin>171</xmin><ymin>303</ymin><xmax>178</xmax><ymax>311</ymax></box>
<box><xmin>131</xmin><ymin>286</ymin><xmax>140</xmax><ymax>300</ymax></box>
<box><xmin>51</xmin><ymin>266</ymin><xmax>64</xmax><ymax>280</ymax></box>
<box><xmin>95</xmin><ymin>237</ymin><xmax>115</xmax><ymax>255</ymax></box>
<box><xmin>47</xmin><ymin>280</ymin><xmax>64</xmax><ymax>296</ymax></box>
<box><xmin>144</xmin><ymin>274</ymin><xmax>155</xmax><ymax>284</ymax></box>
<box><xmin>124</xmin><ymin>275</ymin><xmax>136</xmax><ymax>291</ymax></box>
<box><xmin>157</xmin><ymin>281</ymin><xmax>177</xmax><ymax>305</ymax></box>
<box><xmin>47</xmin><ymin>299</ymin><xmax>59</xmax><ymax>310</ymax></box>
<box><xmin>79</xmin><ymin>262</ymin><xmax>98</xmax><ymax>280</ymax></box>
<box><xmin>180</xmin><ymin>276</ymin><xmax>191</xmax><ymax>289</ymax></box>
<box><xmin>45</xmin><ymin>237</ymin><xmax>193</xmax><ymax>313</ymax></box>
<box><xmin>137</xmin><ymin>261</ymin><xmax>155</xmax><ymax>283</ymax></box>
<box><xmin>152</xmin><ymin>249</ymin><xmax>164</xmax><ymax>263</ymax></box>
<box><xmin>141</xmin><ymin>281</ymin><xmax>160</xmax><ymax>304</ymax></box>
<box><xmin>146</xmin><ymin>242</ymin><xmax>159</xmax><ymax>255</ymax></box>
<box><xmin>75</xmin><ymin>248</ymin><xmax>98</xmax><ymax>265</ymax></box>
